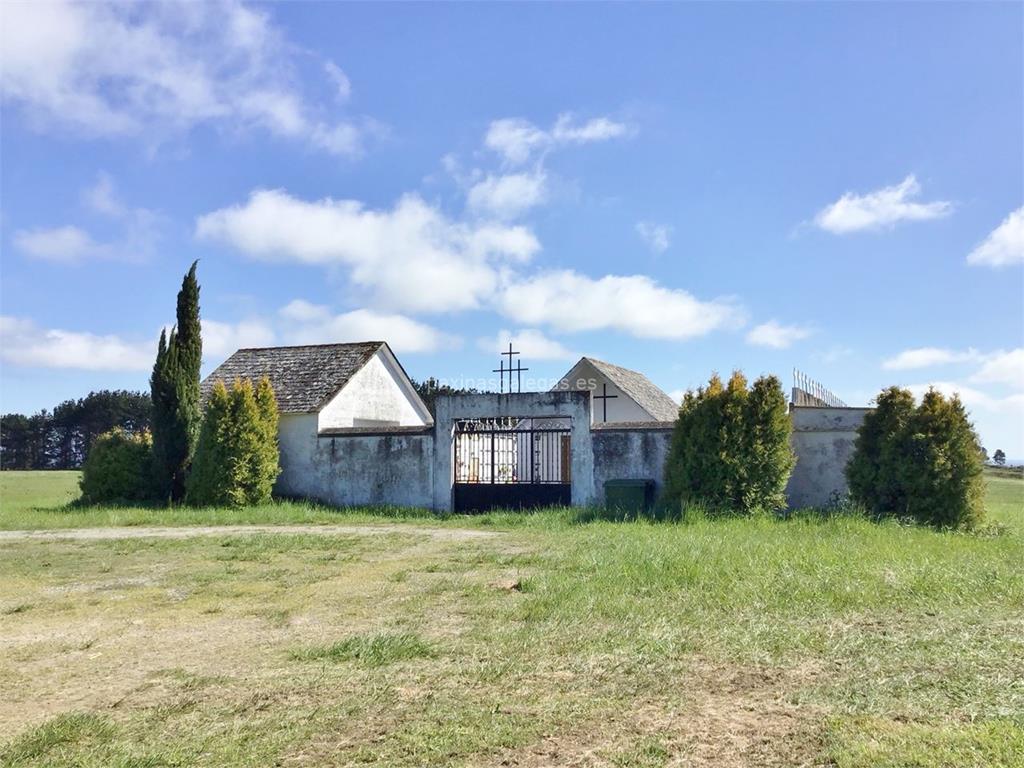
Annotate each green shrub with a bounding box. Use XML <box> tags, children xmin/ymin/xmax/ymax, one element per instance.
<box><xmin>78</xmin><ymin>428</ymin><xmax>154</xmax><ymax>505</ymax></box>
<box><xmin>186</xmin><ymin>378</ymin><xmax>280</xmax><ymax>507</ymax></box>
<box><xmin>897</xmin><ymin>390</ymin><xmax>985</xmax><ymax>529</ymax></box>
<box><xmin>846</xmin><ymin>386</ymin><xmax>915</xmax><ymax>516</ymax></box>
<box><xmin>743</xmin><ymin>374</ymin><xmax>796</xmax><ymax>512</ymax></box>
<box><xmin>847</xmin><ymin>387</ymin><xmax>984</xmax><ymax>529</ymax></box>
<box><xmin>663</xmin><ymin>371</ymin><xmax>794</xmax><ymax>515</ymax></box>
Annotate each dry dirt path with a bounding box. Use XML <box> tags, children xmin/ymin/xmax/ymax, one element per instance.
<box><xmin>0</xmin><ymin>523</ymin><xmax>498</xmax><ymax>543</ymax></box>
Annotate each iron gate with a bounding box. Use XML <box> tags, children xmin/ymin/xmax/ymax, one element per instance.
<box><xmin>452</xmin><ymin>416</ymin><xmax>571</xmax><ymax>513</ymax></box>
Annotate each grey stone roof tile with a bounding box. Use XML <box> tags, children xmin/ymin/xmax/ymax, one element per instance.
<box><xmin>201</xmin><ymin>342</ymin><xmax>383</xmax><ymax>414</ymax></box>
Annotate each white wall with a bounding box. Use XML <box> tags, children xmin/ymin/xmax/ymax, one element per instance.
<box><xmin>559</xmin><ymin>360</ymin><xmax>653</xmax><ymax>424</ymax></box>
<box><xmin>318</xmin><ymin>349</ymin><xmax>429</xmax><ymax>430</ymax></box>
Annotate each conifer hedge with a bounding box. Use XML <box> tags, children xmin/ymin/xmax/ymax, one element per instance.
<box><xmin>847</xmin><ymin>387</ymin><xmax>984</xmax><ymax>529</ymax></box>
<box><xmin>186</xmin><ymin>378</ymin><xmax>280</xmax><ymax>507</ymax></box>
<box><xmin>663</xmin><ymin>372</ymin><xmax>794</xmax><ymax>515</ymax></box>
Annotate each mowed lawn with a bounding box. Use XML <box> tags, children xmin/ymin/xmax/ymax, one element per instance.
<box><xmin>0</xmin><ymin>472</ymin><xmax>1021</xmax><ymax>766</ymax></box>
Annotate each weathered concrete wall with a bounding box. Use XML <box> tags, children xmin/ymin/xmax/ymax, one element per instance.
<box><xmin>276</xmin><ymin>413</ymin><xmax>433</xmax><ymax>507</ymax></box>
<box><xmin>311</xmin><ymin>430</ymin><xmax>434</xmax><ymax>508</ymax></box>
<box><xmin>591</xmin><ymin>425</ymin><xmax>673</xmax><ymax>504</ymax></box>
<box><xmin>432</xmin><ymin>391</ymin><xmax>593</xmax><ymax>511</ymax></box>
<box><xmin>785</xmin><ymin>406</ymin><xmax>870</xmax><ymax>509</ymax></box>
<box><xmin>276</xmin><ymin>413</ymin><xmax>320</xmax><ymax>499</ymax></box>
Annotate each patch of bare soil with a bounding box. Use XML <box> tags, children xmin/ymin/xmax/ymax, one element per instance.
<box><xmin>488</xmin><ymin>663</ymin><xmax>824</xmax><ymax>768</ymax></box>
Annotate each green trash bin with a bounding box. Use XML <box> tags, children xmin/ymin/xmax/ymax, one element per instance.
<box><xmin>604</xmin><ymin>478</ymin><xmax>655</xmax><ymax>515</ymax></box>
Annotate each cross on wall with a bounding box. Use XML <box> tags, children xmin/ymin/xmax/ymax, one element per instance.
<box><xmin>593</xmin><ymin>383</ymin><xmax>618</xmax><ymax>422</ymax></box>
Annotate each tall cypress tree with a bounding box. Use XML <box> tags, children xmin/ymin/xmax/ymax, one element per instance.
<box><xmin>175</xmin><ymin>261</ymin><xmax>202</xmax><ymax>452</ymax></box>
<box><xmin>150</xmin><ymin>262</ymin><xmax>203</xmax><ymax>502</ymax></box>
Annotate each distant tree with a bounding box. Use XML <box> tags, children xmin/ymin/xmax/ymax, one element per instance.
<box><xmin>993</xmin><ymin>449</ymin><xmax>1006</xmax><ymax>466</ymax></box>
<box><xmin>0</xmin><ymin>414</ymin><xmax>34</xmax><ymax>470</ymax></box>
<box><xmin>411</xmin><ymin>378</ymin><xmax>479</xmax><ymax>417</ymax></box>
<box><xmin>151</xmin><ymin>261</ymin><xmax>203</xmax><ymax>501</ymax></box>
<box><xmin>846</xmin><ymin>386</ymin><xmax>916</xmax><ymax>516</ymax></box>
<box><xmin>1</xmin><ymin>391</ymin><xmax>151</xmax><ymax>470</ymax></box>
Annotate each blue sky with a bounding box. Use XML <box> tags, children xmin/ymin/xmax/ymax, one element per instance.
<box><xmin>2</xmin><ymin>1</ymin><xmax>1022</xmax><ymax>455</ymax></box>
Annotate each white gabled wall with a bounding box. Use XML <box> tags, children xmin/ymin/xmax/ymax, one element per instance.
<box><xmin>557</xmin><ymin>359</ymin><xmax>653</xmax><ymax>424</ymax></box>
<box><xmin>317</xmin><ymin>348</ymin><xmax>430</xmax><ymax>430</ymax></box>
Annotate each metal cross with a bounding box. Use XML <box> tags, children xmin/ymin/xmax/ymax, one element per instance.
<box><xmin>492</xmin><ymin>342</ymin><xmax>528</xmax><ymax>393</ymax></box>
<box><xmin>593</xmin><ymin>382</ymin><xmax>618</xmax><ymax>422</ymax></box>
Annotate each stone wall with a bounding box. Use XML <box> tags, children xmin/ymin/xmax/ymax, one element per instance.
<box><xmin>785</xmin><ymin>406</ymin><xmax>870</xmax><ymax>509</ymax></box>
<box><xmin>591</xmin><ymin>424</ymin><xmax>673</xmax><ymax>504</ymax></box>
<box><xmin>276</xmin><ymin>413</ymin><xmax>434</xmax><ymax>508</ymax></box>
<box><xmin>275</xmin><ymin>400</ymin><xmax>869</xmax><ymax>512</ymax></box>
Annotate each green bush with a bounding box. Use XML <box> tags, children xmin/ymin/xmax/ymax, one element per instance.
<box><xmin>78</xmin><ymin>428</ymin><xmax>154</xmax><ymax>505</ymax></box>
<box><xmin>846</xmin><ymin>386</ymin><xmax>915</xmax><ymax>515</ymax></box>
<box><xmin>186</xmin><ymin>378</ymin><xmax>280</xmax><ymax>507</ymax></box>
<box><xmin>663</xmin><ymin>371</ymin><xmax>794</xmax><ymax>515</ymax></box>
<box><xmin>847</xmin><ymin>387</ymin><xmax>984</xmax><ymax>529</ymax></box>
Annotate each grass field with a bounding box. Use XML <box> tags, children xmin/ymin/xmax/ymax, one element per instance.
<box><xmin>0</xmin><ymin>471</ymin><xmax>1021</xmax><ymax>766</ymax></box>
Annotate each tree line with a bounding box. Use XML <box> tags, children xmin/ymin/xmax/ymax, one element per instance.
<box><xmin>1</xmin><ymin>391</ymin><xmax>151</xmax><ymax>470</ymax></box>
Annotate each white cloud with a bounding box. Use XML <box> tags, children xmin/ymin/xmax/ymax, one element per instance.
<box><xmin>814</xmin><ymin>175</ymin><xmax>952</xmax><ymax>234</ymax></box>
<box><xmin>0</xmin><ymin>315</ymin><xmax>152</xmax><ymax>371</ymax></box>
<box><xmin>971</xmin><ymin>348</ymin><xmax>1024</xmax><ymax>387</ymax></box>
<box><xmin>882</xmin><ymin>346</ymin><xmax>980</xmax><ymax>370</ymax></box>
<box><xmin>477</xmin><ymin>329</ymin><xmax>576</xmax><ymax>361</ymax></box>
<box><xmin>13</xmin><ymin>226</ymin><xmax>106</xmax><ymax>264</ymax></box>
<box><xmin>82</xmin><ymin>172</ymin><xmax>125</xmax><ymax>217</ymax></box>
<box><xmin>278</xmin><ymin>301</ymin><xmax>458</xmax><ymax>353</ymax></box>
<box><xmin>551</xmin><ymin>114</ymin><xmax>630</xmax><ymax>144</ymax></box>
<box><xmin>467</xmin><ymin>170</ymin><xmax>547</xmax><ymax>220</ymax></box>
<box><xmin>484</xmin><ymin>119</ymin><xmax>551</xmax><ymax>166</ymax></box>
<box><xmin>496</xmin><ymin>270</ymin><xmax>744</xmax><ymax>340</ymax></box>
<box><xmin>201</xmin><ymin>318</ymin><xmax>275</xmax><ymax>361</ymax></box>
<box><xmin>484</xmin><ymin>113</ymin><xmax>631</xmax><ymax>166</ymax></box>
<box><xmin>196</xmin><ymin>189</ymin><xmax>540</xmax><ymax>313</ymax></box>
<box><xmin>635</xmin><ymin>221</ymin><xmax>672</xmax><ymax>254</ymax></box>
<box><xmin>967</xmin><ymin>207</ymin><xmax>1024</xmax><ymax>267</ymax></box>
<box><xmin>0</xmin><ymin>1</ymin><xmax>365</xmax><ymax>156</ymax></box>
<box><xmin>323</xmin><ymin>60</ymin><xmax>351</xmax><ymax>102</ymax></box>
<box><xmin>904</xmin><ymin>381</ymin><xmax>1017</xmax><ymax>412</ymax></box>
<box><xmin>14</xmin><ymin>173</ymin><xmax>159</xmax><ymax>264</ymax></box>
<box><xmin>745</xmin><ymin>320</ymin><xmax>813</xmax><ymax>349</ymax></box>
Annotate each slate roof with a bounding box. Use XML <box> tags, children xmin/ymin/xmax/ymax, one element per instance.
<box><xmin>583</xmin><ymin>357</ymin><xmax>681</xmax><ymax>422</ymax></box>
<box><xmin>201</xmin><ymin>342</ymin><xmax>384</xmax><ymax>414</ymax></box>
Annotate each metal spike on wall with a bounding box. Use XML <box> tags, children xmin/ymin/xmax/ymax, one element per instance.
<box><xmin>792</xmin><ymin>368</ymin><xmax>847</xmax><ymax>408</ymax></box>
